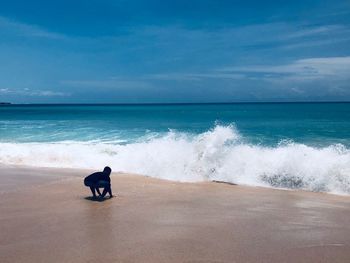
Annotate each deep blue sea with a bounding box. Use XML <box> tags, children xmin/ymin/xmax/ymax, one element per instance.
<box><xmin>1</xmin><ymin>103</ymin><xmax>350</xmax><ymax>194</ymax></box>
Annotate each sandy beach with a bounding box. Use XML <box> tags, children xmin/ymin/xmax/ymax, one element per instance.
<box><xmin>0</xmin><ymin>165</ymin><xmax>350</xmax><ymax>263</ymax></box>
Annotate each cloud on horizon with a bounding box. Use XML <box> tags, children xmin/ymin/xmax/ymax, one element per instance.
<box><xmin>221</xmin><ymin>56</ymin><xmax>350</xmax><ymax>81</ymax></box>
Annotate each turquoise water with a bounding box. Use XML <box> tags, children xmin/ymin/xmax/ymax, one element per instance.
<box><xmin>1</xmin><ymin>103</ymin><xmax>350</xmax><ymax>194</ymax></box>
<box><xmin>1</xmin><ymin>103</ymin><xmax>350</xmax><ymax>146</ymax></box>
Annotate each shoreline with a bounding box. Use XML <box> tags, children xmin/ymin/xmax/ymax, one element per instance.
<box><xmin>0</xmin><ymin>165</ymin><xmax>350</xmax><ymax>262</ymax></box>
<box><xmin>1</xmin><ymin>163</ymin><xmax>348</xmax><ymax>197</ymax></box>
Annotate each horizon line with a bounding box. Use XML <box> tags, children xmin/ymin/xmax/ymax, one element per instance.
<box><xmin>2</xmin><ymin>101</ymin><xmax>350</xmax><ymax>106</ymax></box>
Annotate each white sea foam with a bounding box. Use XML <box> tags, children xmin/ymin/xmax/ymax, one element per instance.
<box><xmin>0</xmin><ymin>125</ymin><xmax>349</xmax><ymax>195</ymax></box>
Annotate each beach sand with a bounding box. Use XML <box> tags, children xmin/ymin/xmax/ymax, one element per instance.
<box><xmin>0</xmin><ymin>165</ymin><xmax>350</xmax><ymax>263</ymax></box>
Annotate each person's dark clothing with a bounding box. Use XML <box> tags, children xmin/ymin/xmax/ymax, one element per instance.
<box><xmin>84</xmin><ymin>168</ymin><xmax>113</xmax><ymax>198</ymax></box>
<box><xmin>84</xmin><ymin>172</ymin><xmax>108</xmax><ymax>186</ymax></box>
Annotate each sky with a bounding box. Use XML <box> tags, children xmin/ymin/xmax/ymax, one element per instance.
<box><xmin>0</xmin><ymin>0</ymin><xmax>350</xmax><ymax>103</ymax></box>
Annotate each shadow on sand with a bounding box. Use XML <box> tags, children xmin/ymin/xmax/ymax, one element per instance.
<box><xmin>84</xmin><ymin>196</ymin><xmax>114</xmax><ymax>202</ymax></box>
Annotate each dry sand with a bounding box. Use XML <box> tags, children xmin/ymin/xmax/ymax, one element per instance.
<box><xmin>0</xmin><ymin>165</ymin><xmax>350</xmax><ymax>263</ymax></box>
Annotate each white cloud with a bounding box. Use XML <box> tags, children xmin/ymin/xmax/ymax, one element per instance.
<box><xmin>0</xmin><ymin>16</ymin><xmax>67</xmax><ymax>40</ymax></box>
<box><xmin>146</xmin><ymin>73</ymin><xmax>245</xmax><ymax>81</ymax></box>
<box><xmin>36</xmin><ymin>90</ymin><xmax>70</xmax><ymax>97</ymax></box>
<box><xmin>0</xmin><ymin>88</ymin><xmax>70</xmax><ymax>97</ymax></box>
<box><xmin>281</xmin><ymin>37</ymin><xmax>350</xmax><ymax>50</ymax></box>
<box><xmin>221</xmin><ymin>56</ymin><xmax>350</xmax><ymax>81</ymax></box>
<box><xmin>283</xmin><ymin>25</ymin><xmax>347</xmax><ymax>39</ymax></box>
<box><xmin>61</xmin><ymin>79</ymin><xmax>152</xmax><ymax>90</ymax></box>
<box><xmin>0</xmin><ymin>88</ymin><xmax>10</xmax><ymax>93</ymax></box>
<box><xmin>135</xmin><ymin>22</ymin><xmax>350</xmax><ymax>53</ymax></box>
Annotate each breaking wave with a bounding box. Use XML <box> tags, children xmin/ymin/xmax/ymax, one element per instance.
<box><xmin>0</xmin><ymin>125</ymin><xmax>349</xmax><ymax>195</ymax></box>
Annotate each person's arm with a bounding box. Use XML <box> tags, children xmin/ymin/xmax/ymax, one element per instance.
<box><xmin>96</xmin><ymin>187</ymin><xmax>102</xmax><ymax>196</ymax></box>
<box><xmin>100</xmin><ymin>184</ymin><xmax>113</xmax><ymax>198</ymax></box>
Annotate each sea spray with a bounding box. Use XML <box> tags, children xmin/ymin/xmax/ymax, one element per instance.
<box><xmin>0</xmin><ymin>125</ymin><xmax>349</xmax><ymax>195</ymax></box>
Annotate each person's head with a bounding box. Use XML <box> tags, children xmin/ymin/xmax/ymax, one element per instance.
<box><xmin>103</xmin><ymin>166</ymin><xmax>112</xmax><ymax>175</ymax></box>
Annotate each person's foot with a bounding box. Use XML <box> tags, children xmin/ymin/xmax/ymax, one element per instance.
<box><xmin>109</xmin><ymin>195</ymin><xmax>114</xmax><ymax>198</ymax></box>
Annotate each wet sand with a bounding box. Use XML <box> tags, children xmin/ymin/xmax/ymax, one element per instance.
<box><xmin>0</xmin><ymin>165</ymin><xmax>350</xmax><ymax>263</ymax></box>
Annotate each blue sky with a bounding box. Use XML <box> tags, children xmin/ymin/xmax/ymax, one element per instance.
<box><xmin>0</xmin><ymin>0</ymin><xmax>350</xmax><ymax>103</ymax></box>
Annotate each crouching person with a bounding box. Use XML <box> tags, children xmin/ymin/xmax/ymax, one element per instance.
<box><xmin>84</xmin><ymin>166</ymin><xmax>113</xmax><ymax>199</ymax></box>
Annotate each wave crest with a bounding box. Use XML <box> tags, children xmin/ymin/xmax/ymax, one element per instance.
<box><xmin>1</xmin><ymin>125</ymin><xmax>349</xmax><ymax>195</ymax></box>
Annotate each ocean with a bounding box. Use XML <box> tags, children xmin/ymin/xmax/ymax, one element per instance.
<box><xmin>1</xmin><ymin>103</ymin><xmax>349</xmax><ymax>195</ymax></box>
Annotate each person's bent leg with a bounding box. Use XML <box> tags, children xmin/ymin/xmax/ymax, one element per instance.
<box><xmin>100</xmin><ymin>187</ymin><xmax>108</xmax><ymax>198</ymax></box>
<box><xmin>89</xmin><ymin>186</ymin><xmax>97</xmax><ymax>198</ymax></box>
<box><xmin>108</xmin><ymin>186</ymin><xmax>113</xmax><ymax>197</ymax></box>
